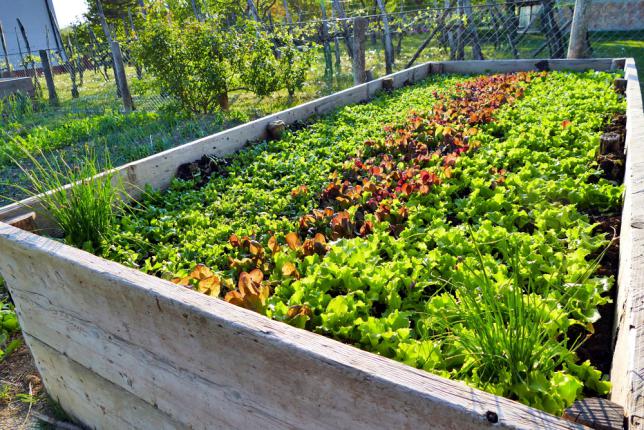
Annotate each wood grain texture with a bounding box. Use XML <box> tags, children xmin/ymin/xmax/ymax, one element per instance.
<box><xmin>0</xmin><ymin>222</ymin><xmax>588</xmax><ymax>430</ymax></box>
<box><xmin>439</xmin><ymin>58</ymin><xmax>613</xmax><ymax>73</ymax></box>
<box><xmin>610</xmin><ymin>58</ymin><xmax>644</xmax><ymax>429</ymax></box>
<box><xmin>0</xmin><ymin>58</ymin><xmax>635</xmax><ymax>430</ymax></box>
<box><xmin>25</xmin><ymin>334</ymin><xmax>185</xmax><ymax>430</ymax></box>
<box><xmin>563</xmin><ymin>398</ymin><xmax>624</xmax><ymax>430</ymax></box>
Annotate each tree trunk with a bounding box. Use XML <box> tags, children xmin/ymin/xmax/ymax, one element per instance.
<box><xmin>217</xmin><ymin>92</ymin><xmax>229</xmax><ymax>111</ymax></box>
<box><xmin>282</xmin><ymin>0</ymin><xmax>293</xmax><ymax>25</ymax></box>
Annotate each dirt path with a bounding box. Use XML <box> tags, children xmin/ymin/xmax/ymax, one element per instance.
<box><xmin>0</xmin><ymin>337</ymin><xmax>52</xmax><ymax>430</ymax></box>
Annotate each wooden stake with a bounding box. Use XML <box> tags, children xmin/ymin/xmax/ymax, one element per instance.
<box><xmin>0</xmin><ymin>20</ymin><xmax>10</xmax><ymax>77</ymax></box>
<box><xmin>352</xmin><ymin>17</ymin><xmax>367</xmax><ymax>84</ymax></box>
<box><xmin>319</xmin><ymin>0</ymin><xmax>333</xmax><ymax>78</ymax></box>
<box><xmin>462</xmin><ymin>0</ymin><xmax>483</xmax><ymax>60</ymax></box>
<box><xmin>66</xmin><ymin>36</ymin><xmax>79</xmax><ymax>98</ymax></box>
<box><xmin>332</xmin><ymin>0</ymin><xmax>353</xmax><ymax>58</ymax></box>
<box><xmin>16</xmin><ymin>19</ymin><xmax>40</xmax><ymax>94</ymax></box>
<box><xmin>567</xmin><ymin>0</ymin><xmax>591</xmax><ymax>58</ymax></box>
<box><xmin>111</xmin><ymin>41</ymin><xmax>134</xmax><ymax>113</ymax></box>
<box><xmin>375</xmin><ymin>0</ymin><xmax>394</xmax><ymax>74</ymax></box>
<box><xmin>39</xmin><ymin>50</ymin><xmax>59</xmax><ymax>106</ymax></box>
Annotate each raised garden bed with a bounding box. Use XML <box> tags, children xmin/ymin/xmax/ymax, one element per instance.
<box><xmin>0</xmin><ymin>58</ymin><xmax>642</xmax><ymax>430</ymax></box>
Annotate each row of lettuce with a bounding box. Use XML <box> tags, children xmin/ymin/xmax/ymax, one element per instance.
<box><xmin>103</xmin><ymin>70</ymin><xmax>624</xmax><ymax>415</ymax></box>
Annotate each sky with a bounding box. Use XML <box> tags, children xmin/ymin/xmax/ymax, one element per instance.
<box><xmin>52</xmin><ymin>0</ymin><xmax>88</xmax><ymax>28</ymax></box>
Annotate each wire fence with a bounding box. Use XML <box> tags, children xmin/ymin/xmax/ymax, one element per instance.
<box><xmin>1</xmin><ymin>1</ymin><xmax>642</xmax><ymax>118</ymax></box>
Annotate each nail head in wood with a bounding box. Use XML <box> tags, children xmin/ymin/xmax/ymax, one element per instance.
<box><xmin>562</xmin><ymin>397</ymin><xmax>624</xmax><ymax>430</ymax></box>
<box><xmin>382</xmin><ymin>77</ymin><xmax>394</xmax><ymax>92</ymax></box>
<box><xmin>267</xmin><ymin>120</ymin><xmax>286</xmax><ymax>140</ymax></box>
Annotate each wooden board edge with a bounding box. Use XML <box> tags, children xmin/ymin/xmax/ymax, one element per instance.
<box><xmin>610</xmin><ymin>57</ymin><xmax>644</xmax><ymax>428</ymax></box>
<box><xmin>0</xmin><ymin>220</ymin><xmax>589</xmax><ymax>430</ymax></box>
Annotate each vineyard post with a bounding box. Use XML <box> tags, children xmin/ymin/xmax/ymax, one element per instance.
<box><xmin>375</xmin><ymin>0</ymin><xmax>394</xmax><ymax>74</ymax></box>
<box><xmin>319</xmin><ymin>0</ymin><xmax>333</xmax><ymax>78</ymax></box>
<box><xmin>96</xmin><ymin>0</ymin><xmax>124</xmax><ymax>97</ymax></box>
<box><xmin>72</xmin><ymin>26</ymin><xmax>84</xmax><ymax>85</ymax></box>
<box><xmin>567</xmin><ymin>0</ymin><xmax>591</xmax><ymax>58</ymax></box>
<box><xmin>65</xmin><ymin>36</ymin><xmax>79</xmax><ymax>98</ymax></box>
<box><xmin>16</xmin><ymin>19</ymin><xmax>41</xmax><ymax>94</ymax></box>
<box><xmin>352</xmin><ymin>17</ymin><xmax>367</xmax><ymax>84</ymax></box>
<box><xmin>332</xmin><ymin>0</ymin><xmax>353</xmax><ymax>58</ymax></box>
<box><xmin>0</xmin><ymin>20</ymin><xmax>10</xmax><ymax>77</ymax></box>
<box><xmin>331</xmin><ymin>8</ymin><xmax>342</xmax><ymax>73</ymax></box>
<box><xmin>128</xmin><ymin>8</ymin><xmax>143</xmax><ymax>79</ymax></box>
<box><xmin>39</xmin><ymin>50</ymin><xmax>59</xmax><ymax>106</ymax></box>
<box><xmin>462</xmin><ymin>0</ymin><xmax>483</xmax><ymax>60</ymax></box>
<box><xmin>111</xmin><ymin>41</ymin><xmax>134</xmax><ymax>113</ymax></box>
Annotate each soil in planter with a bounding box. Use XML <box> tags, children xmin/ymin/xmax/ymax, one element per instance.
<box><xmin>573</xmin><ymin>113</ymin><xmax>627</xmax><ymax>379</ymax></box>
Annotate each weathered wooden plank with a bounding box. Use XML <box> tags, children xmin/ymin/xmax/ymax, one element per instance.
<box><xmin>0</xmin><ymin>222</ymin><xmax>587</xmax><ymax>430</ymax></box>
<box><xmin>25</xmin><ymin>334</ymin><xmax>186</xmax><ymax>430</ymax></box>
<box><xmin>563</xmin><ymin>398</ymin><xmax>624</xmax><ymax>430</ymax></box>
<box><xmin>610</xmin><ymin>58</ymin><xmax>644</xmax><ymax>429</ymax></box>
<box><xmin>4</xmin><ymin>211</ymin><xmax>36</xmax><ymax>232</ymax></box>
<box><xmin>440</xmin><ymin>58</ymin><xmax>613</xmax><ymax>74</ymax></box>
<box><xmin>0</xmin><ymin>76</ymin><xmax>34</xmax><ymax>98</ymax></box>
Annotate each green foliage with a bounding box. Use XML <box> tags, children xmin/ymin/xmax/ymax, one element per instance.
<box><xmin>11</xmin><ymin>149</ymin><xmax>125</xmax><ymax>252</ymax></box>
<box><xmin>0</xmin><ymin>111</ymin><xmax>164</xmax><ymax>166</ymax></box>
<box><xmin>0</xmin><ymin>299</ymin><xmax>21</xmax><ymax>362</ymax></box>
<box><xmin>104</xmin><ymin>71</ymin><xmax>623</xmax><ymax>415</ymax></box>
<box><xmin>132</xmin><ymin>9</ymin><xmax>312</xmax><ymax>113</ymax></box>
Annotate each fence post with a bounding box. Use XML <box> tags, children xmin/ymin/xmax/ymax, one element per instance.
<box><xmin>352</xmin><ymin>17</ymin><xmax>367</xmax><ymax>85</ymax></box>
<box><xmin>319</xmin><ymin>0</ymin><xmax>333</xmax><ymax>78</ymax></box>
<box><xmin>111</xmin><ymin>41</ymin><xmax>134</xmax><ymax>113</ymax></box>
<box><xmin>39</xmin><ymin>50</ymin><xmax>59</xmax><ymax>106</ymax></box>
<box><xmin>567</xmin><ymin>0</ymin><xmax>591</xmax><ymax>58</ymax></box>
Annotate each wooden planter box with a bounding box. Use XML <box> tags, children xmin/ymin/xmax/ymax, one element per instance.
<box><xmin>0</xmin><ymin>58</ymin><xmax>641</xmax><ymax>430</ymax></box>
<box><xmin>0</xmin><ymin>76</ymin><xmax>35</xmax><ymax>99</ymax></box>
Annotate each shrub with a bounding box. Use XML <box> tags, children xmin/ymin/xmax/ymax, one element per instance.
<box><xmin>133</xmin><ymin>8</ymin><xmax>311</xmax><ymax>113</ymax></box>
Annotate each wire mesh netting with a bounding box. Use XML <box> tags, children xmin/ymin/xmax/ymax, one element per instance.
<box><xmin>0</xmin><ymin>0</ymin><xmax>642</xmax><ymax>206</ymax></box>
